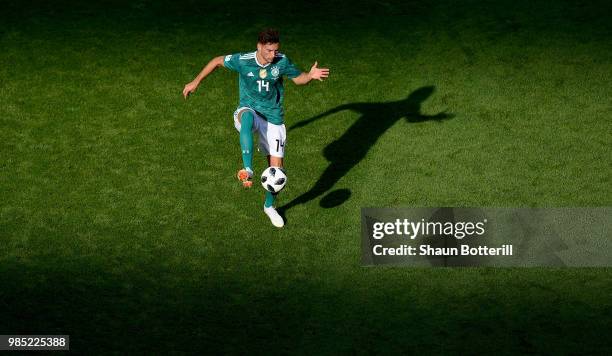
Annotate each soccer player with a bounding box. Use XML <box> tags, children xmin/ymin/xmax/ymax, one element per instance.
<box><xmin>182</xmin><ymin>29</ymin><xmax>329</xmax><ymax>227</ymax></box>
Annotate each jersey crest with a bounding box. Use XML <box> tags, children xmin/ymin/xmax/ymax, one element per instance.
<box><xmin>259</xmin><ymin>68</ymin><xmax>267</xmax><ymax>79</ymax></box>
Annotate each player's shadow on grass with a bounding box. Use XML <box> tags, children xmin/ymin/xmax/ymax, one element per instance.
<box><xmin>280</xmin><ymin>86</ymin><xmax>454</xmax><ymax>213</ymax></box>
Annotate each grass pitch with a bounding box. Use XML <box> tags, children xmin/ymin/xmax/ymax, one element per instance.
<box><xmin>1</xmin><ymin>0</ymin><xmax>611</xmax><ymax>353</ymax></box>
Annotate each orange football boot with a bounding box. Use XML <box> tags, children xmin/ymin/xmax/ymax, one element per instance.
<box><xmin>237</xmin><ymin>168</ymin><xmax>253</xmax><ymax>188</ymax></box>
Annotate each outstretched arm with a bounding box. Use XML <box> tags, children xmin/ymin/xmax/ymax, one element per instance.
<box><xmin>406</xmin><ymin>111</ymin><xmax>455</xmax><ymax>123</ymax></box>
<box><xmin>182</xmin><ymin>55</ymin><xmax>225</xmax><ymax>99</ymax></box>
<box><xmin>291</xmin><ymin>61</ymin><xmax>330</xmax><ymax>85</ymax></box>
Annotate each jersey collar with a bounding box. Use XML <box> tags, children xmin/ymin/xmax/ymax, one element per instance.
<box><xmin>254</xmin><ymin>51</ymin><xmax>271</xmax><ymax>68</ymax></box>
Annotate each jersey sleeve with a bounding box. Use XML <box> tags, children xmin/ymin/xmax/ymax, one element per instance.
<box><xmin>282</xmin><ymin>56</ymin><xmax>302</xmax><ymax>79</ymax></box>
<box><xmin>223</xmin><ymin>53</ymin><xmax>242</xmax><ymax>72</ymax></box>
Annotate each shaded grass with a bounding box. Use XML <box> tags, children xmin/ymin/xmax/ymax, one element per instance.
<box><xmin>1</xmin><ymin>0</ymin><xmax>611</xmax><ymax>353</ymax></box>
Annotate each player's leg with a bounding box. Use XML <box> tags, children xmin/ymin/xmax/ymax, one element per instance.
<box><xmin>264</xmin><ymin>155</ymin><xmax>283</xmax><ymax>209</ymax></box>
<box><xmin>258</xmin><ymin>122</ymin><xmax>286</xmax><ymax>227</ymax></box>
<box><xmin>263</xmin><ymin>155</ymin><xmax>284</xmax><ymax>228</ymax></box>
<box><xmin>233</xmin><ymin>108</ymin><xmax>256</xmax><ymax>187</ymax></box>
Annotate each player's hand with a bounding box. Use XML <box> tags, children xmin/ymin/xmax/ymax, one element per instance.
<box><xmin>309</xmin><ymin>61</ymin><xmax>330</xmax><ymax>81</ymax></box>
<box><xmin>182</xmin><ymin>81</ymin><xmax>199</xmax><ymax>99</ymax></box>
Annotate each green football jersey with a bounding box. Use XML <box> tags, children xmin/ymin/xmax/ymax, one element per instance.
<box><xmin>223</xmin><ymin>51</ymin><xmax>302</xmax><ymax>125</ymax></box>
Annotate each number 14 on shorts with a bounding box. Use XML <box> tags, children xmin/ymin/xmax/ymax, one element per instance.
<box><xmin>275</xmin><ymin>139</ymin><xmax>285</xmax><ymax>151</ymax></box>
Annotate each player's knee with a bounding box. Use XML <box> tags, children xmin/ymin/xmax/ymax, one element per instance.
<box><xmin>269</xmin><ymin>156</ymin><xmax>283</xmax><ymax>167</ymax></box>
<box><xmin>240</xmin><ymin>110</ymin><xmax>254</xmax><ymax>130</ymax></box>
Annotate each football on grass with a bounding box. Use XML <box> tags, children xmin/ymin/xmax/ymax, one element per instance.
<box><xmin>261</xmin><ymin>167</ymin><xmax>287</xmax><ymax>193</ymax></box>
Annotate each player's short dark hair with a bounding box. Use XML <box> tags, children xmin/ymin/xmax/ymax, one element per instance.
<box><xmin>258</xmin><ymin>29</ymin><xmax>280</xmax><ymax>44</ymax></box>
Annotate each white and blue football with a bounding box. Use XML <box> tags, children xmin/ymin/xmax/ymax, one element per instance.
<box><xmin>261</xmin><ymin>166</ymin><xmax>287</xmax><ymax>193</ymax></box>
